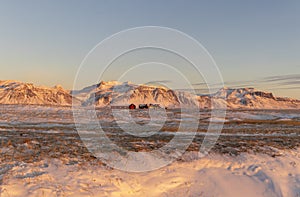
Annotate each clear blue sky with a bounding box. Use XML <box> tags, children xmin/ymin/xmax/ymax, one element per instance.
<box><xmin>0</xmin><ymin>1</ymin><xmax>299</xmax><ymax>98</ymax></box>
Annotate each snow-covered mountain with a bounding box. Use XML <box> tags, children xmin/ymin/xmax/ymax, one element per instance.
<box><xmin>0</xmin><ymin>80</ymin><xmax>80</xmax><ymax>106</ymax></box>
<box><xmin>72</xmin><ymin>81</ymin><xmax>300</xmax><ymax>109</ymax></box>
<box><xmin>212</xmin><ymin>87</ymin><xmax>300</xmax><ymax>109</ymax></box>
<box><xmin>72</xmin><ymin>81</ymin><xmax>199</xmax><ymax>108</ymax></box>
<box><xmin>0</xmin><ymin>80</ymin><xmax>299</xmax><ymax>109</ymax></box>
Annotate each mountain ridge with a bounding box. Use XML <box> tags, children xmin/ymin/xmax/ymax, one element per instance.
<box><xmin>1</xmin><ymin>80</ymin><xmax>299</xmax><ymax>109</ymax></box>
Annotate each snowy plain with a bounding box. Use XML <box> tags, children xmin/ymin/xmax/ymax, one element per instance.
<box><xmin>0</xmin><ymin>105</ymin><xmax>299</xmax><ymax>197</ymax></box>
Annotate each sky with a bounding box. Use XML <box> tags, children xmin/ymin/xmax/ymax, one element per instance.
<box><xmin>0</xmin><ymin>0</ymin><xmax>299</xmax><ymax>98</ymax></box>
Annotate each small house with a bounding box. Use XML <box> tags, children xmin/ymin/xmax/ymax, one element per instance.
<box><xmin>129</xmin><ymin>103</ymin><xmax>136</xmax><ymax>109</ymax></box>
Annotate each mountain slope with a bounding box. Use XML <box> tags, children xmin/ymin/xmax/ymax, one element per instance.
<box><xmin>0</xmin><ymin>80</ymin><xmax>80</xmax><ymax>106</ymax></box>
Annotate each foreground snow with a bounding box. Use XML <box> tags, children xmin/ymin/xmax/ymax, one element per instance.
<box><xmin>1</xmin><ymin>149</ymin><xmax>300</xmax><ymax>197</ymax></box>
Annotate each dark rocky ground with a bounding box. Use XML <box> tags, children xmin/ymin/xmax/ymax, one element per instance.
<box><xmin>0</xmin><ymin>119</ymin><xmax>299</xmax><ymax>164</ymax></box>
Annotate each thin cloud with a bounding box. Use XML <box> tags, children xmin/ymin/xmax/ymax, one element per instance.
<box><xmin>262</xmin><ymin>74</ymin><xmax>300</xmax><ymax>83</ymax></box>
<box><xmin>259</xmin><ymin>74</ymin><xmax>300</xmax><ymax>87</ymax></box>
<box><xmin>267</xmin><ymin>86</ymin><xmax>300</xmax><ymax>90</ymax></box>
<box><xmin>145</xmin><ymin>80</ymin><xmax>172</xmax><ymax>85</ymax></box>
<box><xmin>277</xmin><ymin>81</ymin><xmax>300</xmax><ymax>86</ymax></box>
<box><xmin>192</xmin><ymin>82</ymin><xmax>208</xmax><ymax>86</ymax></box>
<box><xmin>192</xmin><ymin>80</ymin><xmax>255</xmax><ymax>88</ymax></box>
<box><xmin>176</xmin><ymin>88</ymin><xmax>220</xmax><ymax>95</ymax></box>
